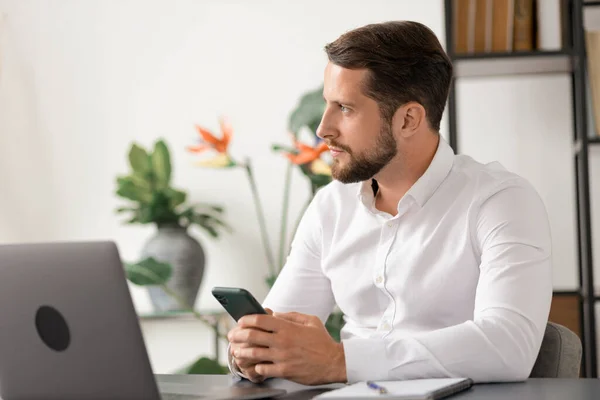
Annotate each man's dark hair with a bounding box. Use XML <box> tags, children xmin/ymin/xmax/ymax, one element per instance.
<box><xmin>324</xmin><ymin>21</ymin><xmax>453</xmax><ymax>132</ymax></box>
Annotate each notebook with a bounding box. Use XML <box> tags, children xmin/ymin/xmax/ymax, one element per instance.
<box><xmin>314</xmin><ymin>378</ymin><xmax>473</xmax><ymax>400</ymax></box>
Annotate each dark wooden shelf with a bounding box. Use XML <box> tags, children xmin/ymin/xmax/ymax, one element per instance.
<box><xmin>451</xmin><ymin>50</ymin><xmax>570</xmax><ymax>60</ymax></box>
<box><xmin>573</xmin><ymin>138</ymin><xmax>600</xmax><ymax>155</ymax></box>
<box><xmin>451</xmin><ymin>51</ymin><xmax>572</xmax><ymax>78</ymax></box>
<box><xmin>553</xmin><ymin>290</ymin><xmax>581</xmax><ymax>296</ymax></box>
<box><xmin>553</xmin><ymin>289</ymin><xmax>600</xmax><ymax>299</ymax></box>
<box><xmin>585</xmin><ymin>1</ymin><xmax>600</xmax><ymax>7</ymax></box>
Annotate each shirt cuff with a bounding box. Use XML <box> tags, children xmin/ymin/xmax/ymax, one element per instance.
<box><xmin>226</xmin><ymin>342</ymin><xmax>249</xmax><ymax>380</ymax></box>
<box><xmin>342</xmin><ymin>337</ymin><xmax>389</xmax><ymax>383</ymax></box>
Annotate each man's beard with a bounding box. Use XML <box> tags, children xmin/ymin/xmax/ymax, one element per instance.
<box><xmin>330</xmin><ymin>123</ymin><xmax>397</xmax><ymax>184</ymax></box>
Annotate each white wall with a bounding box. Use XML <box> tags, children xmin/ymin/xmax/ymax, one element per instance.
<box><xmin>0</xmin><ymin>0</ymin><xmax>597</xmax><ymax>372</ymax></box>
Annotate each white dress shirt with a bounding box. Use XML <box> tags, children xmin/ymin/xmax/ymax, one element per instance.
<box><xmin>236</xmin><ymin>137</ymin><xmax>552</xmax><ymax>383</ymax></box>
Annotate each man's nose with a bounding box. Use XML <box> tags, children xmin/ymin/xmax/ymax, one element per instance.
<box><xmin>316</xmin><ymin>122</ymin><xmax>327</xmax><ymax>140</ymax></box>
<box><xmin>316</xmin><ymin>119</ymin><xmax>336</xmax><ymax>140</ymax></box>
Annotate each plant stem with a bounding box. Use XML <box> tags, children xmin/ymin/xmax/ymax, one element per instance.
<box><xmin>277</xmin><ymin>162</ymin><xmax>293</xmax><ymax>275</ymax></box>
<box><xmin>242</xmin><ymin>160</ymin><xmax>276</xmax><ymax>276</ymax></box>
<box><xmin>159</xmin><ymin>284</ymin><xmax>227</xmax><ymax>340</ymax></box>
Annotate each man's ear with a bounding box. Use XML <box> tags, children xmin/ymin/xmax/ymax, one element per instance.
<box><xmin>393</xmin><ymin>102</ymin><xmax>426</xmax><ymax>139</ymax></box>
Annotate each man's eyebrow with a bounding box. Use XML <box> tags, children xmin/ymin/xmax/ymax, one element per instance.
<box><xmin>324</xmin><ymin>97</ymin><xmax>357</xmax><ymax>107</ymax></box>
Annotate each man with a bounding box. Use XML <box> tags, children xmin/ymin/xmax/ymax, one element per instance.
<box><xmin>227</xmin><ymin>20</ymin><xmax>552</xmax><ymax>386</ymax></box>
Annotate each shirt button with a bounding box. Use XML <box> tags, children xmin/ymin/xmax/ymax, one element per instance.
<box><xmin>381</xmin><ymin>321</ymin><xmax>391</xmax><ymax>330</ymax></box>
<box><xmin>375</xmin><ymin>276</ymin><xmax>383</xmax><ymax>284</ymax></box>
<box><xmin>387</xmin><ymin>223</ymin><xmax>393</xmax><ymax>227</ymax></box>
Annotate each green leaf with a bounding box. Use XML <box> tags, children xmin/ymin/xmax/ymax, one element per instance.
<box><xmin>181</xmin><ymin>357</ymin><xmax>228</xmax><ymax>375</ymax></box>
<box><xmin>125</xmin><ymin>216</ymin><xmax>142</xmax><ymax>224</ymax></box>
<box><xmin>151</xmin><ymin>140</ymin><xmax>172</xmax><ymax>189</ymax></box>
<box><xmin>115</xmin><ymin>206</ymin><xmax>136</xmax><ymax>213</ymax></box>
<box><xmin>209</xmin><ymin>205</ymin><xmax>224</xmax><ymax>213</ymax></box>
<box><xmin>325</xmin><ymin>311</ymin><xmax>345</xmax><ymax>343</ymax></box>
<box><xmin>178</xmin><ymin>206</ymin><xmax>195</xmax><ymax>222</ymax></box>
<box><xmin>165</xmin><ymin>188</ymin><xmax>187</xmax><ymax>208</ymax></box>
<box><xmin>297</xmin><ymin>164</ymin><xmax>331</xmax><ymax>189</ymax></box>
<box><xmin>289</xmin><ymin>85</ymin><xmax>325</xmax><ymax>136</ymax></box>
<box><xmin>116</xmin><ymin>178</ymin><xmax>151</xmax><ymax>203</ymax></box>
<box><xmin>189</xmin><ymin>212</ymin><xmax>232</xmax><ymax>237</ymax></box>
<box><xmin>202</xmin><ymin>225</ymin><xmax>219</xmax><ymax>238</ymax></box>
<box><xmin>124</xmin><ymin>257</ymin><xmax>172</xmax><ymax>286</ymax></box>
<box><xmin>129</xmin><ymin>172</ymin><xmax>151</xmax><ymax>189</ymax></box>
<box><xmin>308</xmin><ymin>173</ymin><xmax>332</xmax><ymax>189</ymax></box>
<box><xmin>265</xmin><ymin>274</ymin><xmax>277</xmax><ymax>288</ymax></box>
<box><xmin>117</xmin><ymin>175</ymin><xmax>152</xmax><ymax>193</ymax></box>
<box><xmin>116</xmin><ymin>180</ymin><xmax>152</xmax><ymax>203</ymax></box>
<box><xmin>208</xmin><ymin>215</ymin><xmax>233</xmax><ymax>232</ymax></box>
<box><xmin>271</xmin><ymin>144</ymin><xmax>297</xmax><ymax>153</ymax></box>
<box><xmin>128</xmin><ymin>144</ymin><xmax>150</xmax><ymax>175</ymax></box>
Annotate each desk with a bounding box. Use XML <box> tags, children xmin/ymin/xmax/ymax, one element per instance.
<box><xmin>156</xmin><ymin>375</ymin><xmax>600</xmax><ymax>399</ymax></box>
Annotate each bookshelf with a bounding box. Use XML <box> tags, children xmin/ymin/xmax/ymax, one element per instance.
<box><xmin>452</xmin><ymin>50</ymin><xmax>572</xmax><ymax>77</ymax></box>
<box><xmin>444</xmin><ymin>0</ymin><xmax>598</xmax><ymax>378</ymax></box>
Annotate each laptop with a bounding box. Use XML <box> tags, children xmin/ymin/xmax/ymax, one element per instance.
<box><xmin>0</xmin><ymin>240</ymin><xmax>286</xmax><ymax>400</ymax></box>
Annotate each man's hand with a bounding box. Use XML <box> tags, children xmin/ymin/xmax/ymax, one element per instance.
<box><xmin>227</xmin><ymin>311</ymin><xmax>347</xmax><ymax>386</ymax></box>
<box><xmin>228</xmin><ymin>308</ymin><xmax>273</xmax><ymax>383</ymax></box>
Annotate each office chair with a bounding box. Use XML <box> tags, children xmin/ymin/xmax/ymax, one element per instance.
<box><xmin>529</xmin><ymin>322</ymin><xmax>582</xmax><ymax>378</ymax></box>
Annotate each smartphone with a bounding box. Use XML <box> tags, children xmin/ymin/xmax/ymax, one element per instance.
<box><xmin>211</xmin><ymin>286</ymin><xmax>268</xmax><ymax>321</ymax></box>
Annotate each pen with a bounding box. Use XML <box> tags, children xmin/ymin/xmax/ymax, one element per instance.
<box><xmin>366</xmin><ymin>381</ymin><xmax>388</xmax><ymax>394</ymax></box>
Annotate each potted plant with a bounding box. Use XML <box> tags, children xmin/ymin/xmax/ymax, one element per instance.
<box><xmin>115</xmin><ymin>138</ymin><xmax>230</xmax><ymax>312</ymax></box>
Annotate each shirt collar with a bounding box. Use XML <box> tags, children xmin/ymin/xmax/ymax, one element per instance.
<box><xmin>405</xmin><ymin>137</ymin><xmax>455</xmax><ymax>207</ymax></box>
<box><xmin>357</xmin><ymin>136</ymin><xmax>455</xmax><ymax>209</ymax></box>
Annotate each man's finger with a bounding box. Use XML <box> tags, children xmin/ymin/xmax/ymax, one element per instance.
<box><xmin>229</xmin><ymin>339</ymin><xmax>253</xmax><ymax>352</ymax></box>
<box><xmin>272</xmin><ymin>311</ymin><xmax>315</xmax><ymax>326</ymax></box>
<box><xmin>235</xmin><ymin>356</ymin><xmax>257</xmax><ymax>369</ymax></box>
<box><xmin>265</xmin><ymin>307</ymin><xmax>273</xmax><ymax>315</ymax></box>
<box><xmin>235</xmin><ymin>346</ymin><xmax>279</xmax><ymax>363</ymax></box>
<box><xmin>238</xmin><ymin>314</ymin><xmax>282</xmax><ymax>332</ymax></box>
<box><xmin>241</xmin><ymin>366</ymin><xmax>265</xmax><ymax>383</ymax></box>
<box><xmin>229</xmin><ymin>328</ymin><xmax>273</xmax><ymax>347</ymax></box>
<box><xmin>254</xmin><ymin>362</ymin><xmax>288</xmax><ymax>379</ymax></box>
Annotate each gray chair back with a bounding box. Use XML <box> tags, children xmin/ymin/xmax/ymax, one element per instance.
<box><xmin>530</xmin><ymin>321</ymin><xmax>582</xmax><ymax>378</ymax></box>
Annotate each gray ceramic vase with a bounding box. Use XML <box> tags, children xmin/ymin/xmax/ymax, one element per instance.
<box><xmin>141</xmin><ymin>224</ymin><xmax>205</xmax><ymax>312</ymax></box>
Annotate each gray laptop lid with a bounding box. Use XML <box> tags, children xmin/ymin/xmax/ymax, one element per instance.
<box><xmin>0</xmin><ymin>241</ymin><xmax>286</xmax><ymax>400</ymax></box>
<box><xmin>0</xmin><ymin>241</ymin><xmax>161</xmax><ymax>400</ymax></box>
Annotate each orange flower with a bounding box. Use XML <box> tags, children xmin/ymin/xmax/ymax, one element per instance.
<box><xmin>286</xmin><ymin>141</ymin><xmax>329</xmax><ymax>165</ymax></box>
<box><xmin>187</xmin><ymin>117</ymin><xmax>232</xmax><ymax>155</ymax></box>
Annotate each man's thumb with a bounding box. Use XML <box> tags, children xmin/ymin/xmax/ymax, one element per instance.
<box><xmin>265</xmin><ymin>307</ymin><xmax>274</xmax><ymax>315</ymax></box>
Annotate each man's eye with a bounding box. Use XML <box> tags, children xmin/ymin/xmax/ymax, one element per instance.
<box><xmin>340</xmin><ymin>105</ymin><xmax>349</xmax><ymax>113</ymax></box>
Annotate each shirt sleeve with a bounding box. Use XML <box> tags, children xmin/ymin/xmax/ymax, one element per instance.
<box><xmin>342</xmin><ymin>181</ymin><xmax>553</xmax><ymax>383</ymax></box>
<box><xmin>262</xmin><ymin>190</ymin><xmax>336</xmax><ymax>324</ymax></box>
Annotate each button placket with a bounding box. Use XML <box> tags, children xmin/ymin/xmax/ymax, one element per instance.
<box><xmin>378</xmin><ymin>218</ymin><xmax>399</xmax><ymax>336</ymax></box>
<box><xmin>375</xmin><ymin>219</ymin><xmax>396</xmax><ymax>286</ymax></box>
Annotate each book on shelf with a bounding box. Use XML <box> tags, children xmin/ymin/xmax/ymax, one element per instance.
<box><xmin>492</xmin><ymin>0</ymin><xmax>515</xmax><ymax>52</ymax></box>
<box><xmin>454</xmin><ymin>0</ymin><xmax>473</xmax><ymax>54</ymax></box>
<box><xmin>451</xmin><ymin>0</ymin><xmax>563</xmax><ymax>55</ymax></box>
<box><xmin>474</xmin><ymin>0</ymin><xmax>493</xmax><ymax>52</ymax></box>
<box><xmin>585</xmin><ymin>30</ymin><xmax>600</xmax><ymax>137</ymax></box>
<box><xmin>513</xmin><ymin>0</ymin><xmax>535</xmax><ymax>51</ymax></box>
